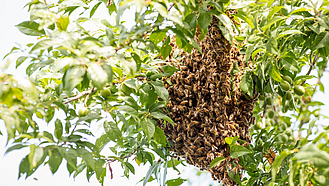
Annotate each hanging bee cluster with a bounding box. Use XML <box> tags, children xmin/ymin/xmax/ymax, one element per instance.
<box><xmin>160</xmin><ymin>16</ymin><xmax>255</xmax><ymax>185</ymax></box>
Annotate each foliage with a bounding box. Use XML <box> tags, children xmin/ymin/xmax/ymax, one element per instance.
<box><xmin>1</xmin><ymin>0</ymin><xmax>329</xmax><ymax>185</ymax></box>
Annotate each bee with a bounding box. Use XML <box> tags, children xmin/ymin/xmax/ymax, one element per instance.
<box><xmin>180</xmin><ymin>100</ymin><xmax>188</xmax><ymax>105</ymax></box>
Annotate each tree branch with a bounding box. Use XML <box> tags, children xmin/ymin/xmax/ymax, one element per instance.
<box><xmin>64</xmin><ymin>88</ymin><xmax>96</xmax><ymax>104</ymax></box>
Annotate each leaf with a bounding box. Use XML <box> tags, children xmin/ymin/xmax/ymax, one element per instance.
<box><xmin>63</xmin><ymin>66</ymin><xmax>86</xmax><ymax>92</ymax></box>
<box><xmin>95</xmin><ymin>159</ymin><xmax>106</xmax><ymax>184</ymax></box>
<box><xmin>262</xmin><ymin>16</ymin><xmax>285</xmax><ymax>31</ymax></box>
<box><xmin>161</xmin><ymin>65</ymin><xmax>179</xmax><ymax>77</ymax></box>
<box><xmin>88</xmin><ymin>63</ymin><xmax>108</xmax><ymax>89</ymax></box>
<box><xmin>16</xmin><ymin>56</ymin><xmax>28</xmax><ymax>68</ymax></box>
<box><xmin>198</xmin><ymin>11</ymin><xmax>211</xmax><ymax>32</ymax></box>
<box><xmin>54</xmin><ymin>119</ymin><xmax>63</xmax><ymax>140</ymax></box>
<box><xmin>5</xmin><ymin>144</ymin><xmax>27</xmax><ymax>154</ymax></box>
<box><xmin>277</xmin><ymin>30</ymin><xmax>306</xmax><ymax>39</ymax></box>
<box><xmin>270</xmin><ymin>63</ymin><xmax>283</xmax><ymax>82</ymax></box>
<box><xmin>150</xmin><ymin>111</ymin><xmax>174</xmax><ymax>124</ymax></box>
<box><xmin>295</xmin><ymin>144</ymin><xmax>329</xmax><ymax>168</ymax></box>
<box><xmin>227</xmin><ymin>165</ymin><xmax>241</xmax><ymax>184</ymax></box>
<box><xmin>149</xmin><ymin>31</ymin><xmax>167</xmax><ymax>45</ymax></box>
<box><xmin>150</xmin><ymin>80</ymin><xmax>169</xmax><ymax>102</ymax></box>
<box><xmin>48</xmin><ymin>148</ymin><xmax>62</xmax><ymax>174</ymax></box>
<box><xmin>234</xmin><ymin>12</ymin><xmax>254</xmax><ymax>29</ymax></box>
<box><xmin>90</xmin><ymin>2</ymin><xmax>102</xmax><ymax>18</ymax></box>
<box><xmin>143</xmin><ymin>162</ymin><xmax>159</xmax><ymax>186</ymax></box>
<box><xmin>282</xmin><ymin>57</ymin><xmax>298</xmax><ymax>72</ymax></box>
<box><xmin>77</xmin><ymin>148</ymin><xmax>95</xmax><ymax>169</ymax></box>
<box><xmin>16</xmin><ymin>21</ymin><xmax>45</xmax><ymax>36</ymax></box>
<box><xmin>30</xmin><ymin>39</ymin><xmax>56</xmax><ymax>53</ymax></box>
<box><xmin>141</xmin><ymin>118</ymin><xmax>156</xmax><ymax>139</ymax></box>
<box><xmin>103</xmin><ymin>121</ymin><xmax>122</xmax><ymax>141</ymax></box>
<box><xmin>160</xmin><ymin>36</ymin><xmax>172</xmax><ymax>60</ymax></box>
<box><xmin>240</xmin><ymin>71</ymin><xmax>253</xmax><ymax>97</ymax></box>
<box><xmin>166</xmin><ymin>177</ymin><xmax>186</xmax><ymax>186</ymax></box>
<box><xmin>154</xmin><ymin>126</ymin><xmax>166</xmax><ymax>146</ymax></box>
<box><xmin>225</xmin><ymin>136</ymin><xmax>239</xmax><ymax>146</ymax></box>
<box><xmin>57</xmin><ymin>15</ymin><xmax>70</xmax><ymax>31</ymax></box>
<box><xmin>154</xmin><ymin>2</ymin><xmax>168</xmax><ymax>18</ymax></box>
<box><xmin>28</xmin><ymin>145</ymin><xmax>44</xmax><ymax>169</ymax></box>
<box><xmin>124</xmin><ymin>162</ymin><xmax>135</xmax><ymax>174</ymax></box>
<box><xmin>230</xmin><ymin>145</ymin><xmax>252</xmax><ymax>158</ymax></box>
<box><xmin>312</xmin><ymin>32</ymin><xmax>329</xmax><ymax>49</ymax></box>
<box><xmin>209</xmin><ymin>157</ymin><xmax>225</xmax><ymax>169</ymax></box>
<box><xmin>272</xmin><ymin>150</ymin><xmax>289</xmax><ymax>181</ymax></box>
<box><xmin>18</xmin><ymin>155</ymin><xmax>30</xmax><ymax>179</ymax></box>
<box><xmin>116</xmin><ymin>105</ymin><xmax>138</xmax><ymax>116</ymax></box>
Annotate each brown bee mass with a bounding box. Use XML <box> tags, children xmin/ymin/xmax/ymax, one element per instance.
<box><xmin>159</xmin><ymin>16</ymin><xmax>255</xmax><ymax>185</ymax></box>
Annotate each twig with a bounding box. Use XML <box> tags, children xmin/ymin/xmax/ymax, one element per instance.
<box><xmin>64</xmin><ymin>88</ymin><xmax>96</xmax><ymax>104</ymax></box>
<box><xmin>84</xmin><ymin>87</ymin><xmax>95</xmax><ymax>107</ymax></box>
<box><xmin>168</xmin><ymin>3</ymin><xmax>175</xmax><ymax>12</ymax></box>
<box><xmin>301</xmin><ymin>54</ymin><xmax>319</xmax><ymax>86</ymax></box>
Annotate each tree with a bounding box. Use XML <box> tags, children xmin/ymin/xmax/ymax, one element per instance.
<box><xmin>1</xmin><ymin>0</ymin><xmax>329</xmax><ymax>185</ymax></box>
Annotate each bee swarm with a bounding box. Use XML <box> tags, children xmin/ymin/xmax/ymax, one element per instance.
<box><xmin>160</xmin><ymin>16</ymin><xmax>255</xmax><ymax>185</ymax></box>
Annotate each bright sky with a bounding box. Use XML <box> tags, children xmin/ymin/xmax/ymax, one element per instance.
<box><xmin>1</xmin><ymin>1</ymin><xmax>328</xmax><ymax>186</ymax></box>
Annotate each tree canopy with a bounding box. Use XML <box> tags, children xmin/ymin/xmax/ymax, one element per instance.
<box><xmin>1</xmin><ymin>0</ymin><xmax>329</xmax><ymax>185</ymax></box>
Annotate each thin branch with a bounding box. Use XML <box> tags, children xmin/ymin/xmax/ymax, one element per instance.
<box><xmin>64</xmin><ymin>88</ymin><xmax>96</xmax><ymax>104</ymax></box>
<box><xmin>301</xmin><ymin>54</ymin><xmax>319</xmax><ymax>86</ymax></box>
<box><xmin>84</xmin><ymin>87</ymin><xmax>95</xmax><ymax>107</ymax></box>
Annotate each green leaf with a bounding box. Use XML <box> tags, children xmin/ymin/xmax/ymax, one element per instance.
<box><xmin>161</xmin><ymin>65</ymin><xmax>179</xmax><ymax>77</ymax></box>
<box><xmin>88</xmin><ymin>63</ymin><xmax>108</xmax><ymax>89</ymax></box>
<box><xmin>227</xmin><ymin>165</ymin><xmax>241</xmax><ymax>184</ymax></box>
<box><xmin>60</xmin><ymin>148</ymin><xmax>77</xmax><ymax>170</ymax></box>
<box><xmin>209</xmin><ymin>157</ymin><xmax>225</xmax><ymax>169</ymax></box>
<box><xmin>150</xmin><ymin>111</ymin><xmax>174</xmax><ymax>124</ymax></box>
<box><xmin>149</xmin><ymin>31</ymin><xmax>167</xmax><ymax>45</ymax></box>
<box><xmin>48</xmin><ymin>148</ymin><xmax>62</xmax><ymax>174</ymax></box>
<box><xmin>150</xmin><ymin>80</ymin><xmax>169</xmax><ymax>102</ymax></box>
<box><xmin>18</xmin><ymin>155</ymin><xmax>30</xmax><ymax>179</ymax></box>
<box><xmin>240</xmin><ymin>71</ymin><xmax>253</xmax><ymax>97</ymax></box>
<box><xmin>154</xmin><ymin>2</ymin><xmax>168</xmax><ymax>18</ymax></box>
<box><xmin>5</xmin><ymin>144</ymin><xmax>27</xmax><ymax>154</ymax></box>
<box><xmin>30</xmin><ymin>39</ymin><xmax>56</xmax><ymax>53</ymax></box>
<box><xmin>90</xmin><ymin>2</ymin><xmax>102</xmax><ymax>18</ymax></box>
<box><xmin>295</xmin><ymin>144</ymin><xmax>329</xmax><ymax>168</ymax></box>
<box><xmin>312</xmin><ymin>32</ymin><xmax>329</xmax><ymax>49</ymax></box>
<box><xmin>270</xmin><ymin>63</ymin><xmax>283</xmax><ymax>82</ymax></box>
<box><xmin>262</xmin><ymin>16</ymin><xmax>285</xmax><ymax>31</ymax></box>
<box><xmin>116</xmin><ymin>105</ymin><xmax>138</xmax><ymax>116</ymax></box>
<box><xmin>282</xmin><ymin>57</ymin><xmax>298</xmax><ymax>72</ymax></box>
<box><xmin>225</xmin><ymin>136</ymin><xmax>239</xmax><ymax>146</ymax></box>
<box><xmin>160</xmin><ymin>36</ymin><xmax>172</xmax><ymax>60</ymax></box>
<box><xmin>63</xmin><ymin>66</ymin><xmax>86</xmax><ymax>92</ymax></box>
<box><xmin>16</xmin><ymin>21</ymin><xmax>45</xmax><ymax>36</ymax></box>
<box><xmin>77</xmin><ymin>148</ymin><xmax>95</xmax><ymax>169</ymax></box>
<box><xmin>28</xmin><ymin>145</ymin><xmax>44</xmax><ymax>169</ymax></box>
<box><xmin>103</xmin><ymin>121</ymin><xmax>122</xmax><ymax>141</ymax></box>
<box><xmin>141</xmin><ymin>118</ymin><xmax>156</xmax><ymax>139</ymax></box>
<box><xmin>166</xmin><ymin>177</ymin><xmax>186</xmax><ymax>186</ymax></box>
<box><xmin>154</xmin><ymin>126</ymin><xmax>166</xmax><ymax>146</ymax></box>
<box><xmin>230</xmin><ymin>145</ymin><xmax>252</xmax><ymax>158</ymax></box>
<box><xmin>57</xmin><ymin>15</ymin><xmax>70</xmax><ymax>31</ymax></box>
<box><xmin>272</xmin><ymin>150</ymin><xmax>289</xmax><ymax>181</ymax></box>
<box><xmin>54</xmin><ymin>119</ymin><xmax>63</xmax><ymax>140</ymax></box>
<box><xmin>198</xmin><ymin>11</ymin><xmax>211</xmax><ymax>33</ymax></box>
<box><xmin>124</xmin><ymin>162</ymin><xmax>135</xmax><ymax>174</ymax></box>
<box><xmin>16</xmin><ymin>56</ymin><xmax>28</xmax><ymax>68</ymax></box>
<box><xmin>234</xmin><ymin>12</ymin><xmax>254</xmax><ymax>29</ymax></box>
<box><xmin>95</xmin><ymin>159</ymin><xmax>106</xmax><ymax>184</ymax></box>
<box><xmin>277</xmin><ymin>30</ymin><xmax>306</xmax><ymax>39</ymax></box>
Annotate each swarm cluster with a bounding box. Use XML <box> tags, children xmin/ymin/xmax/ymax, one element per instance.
<box><xmin>160</xmin><ymin>16</ymin><xmax>255</xmax><ymax>185</ymax></box>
